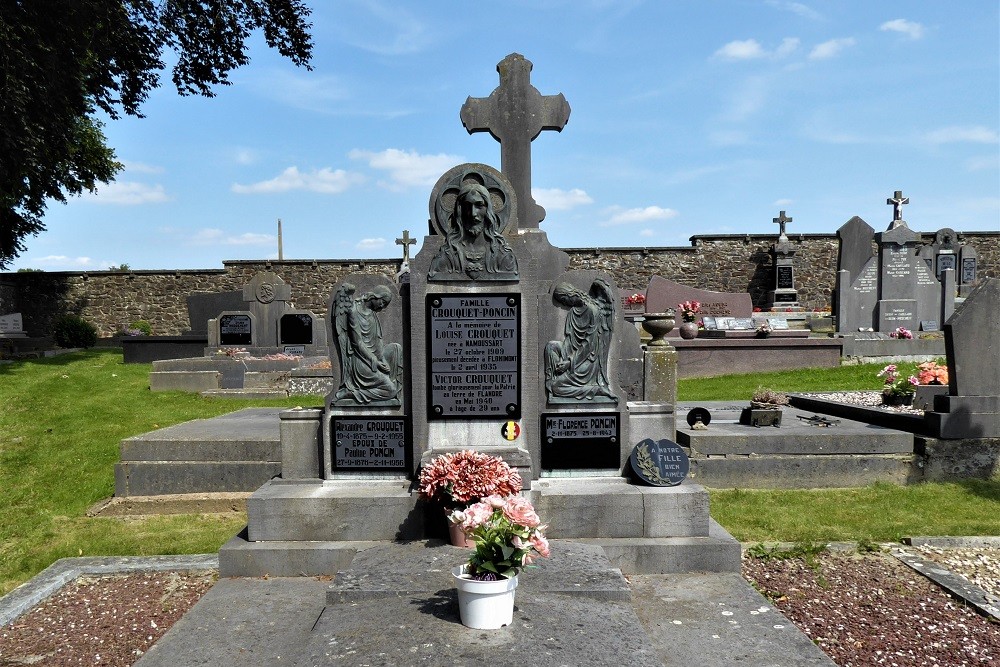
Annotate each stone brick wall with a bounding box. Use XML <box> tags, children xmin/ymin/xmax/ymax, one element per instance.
<box><xmin>3</xmin><ymin>232</ymin><xmax>996</xmax><ymax>337</ymax></box>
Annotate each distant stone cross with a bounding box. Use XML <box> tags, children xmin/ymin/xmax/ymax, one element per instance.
<box><xmin>887</xmin><ymin>190</ymin><xmax>909</xmax><ymax>222</ymax></box>
<box><xmin>460</xmin><ymin>53</ymin><xmax>571</xmax><ymax>231</ymax></box>
<box><xmin>395</xmin><ymin>229</ymin><xmax>416</xmax><ymax>264</ymax></box>
<box><xmin>773</xmin><ymin>210</ymin><xmax>792</xmax><ymax>240</ymax></box>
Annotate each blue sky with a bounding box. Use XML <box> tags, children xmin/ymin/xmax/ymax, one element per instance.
<box><xmin>10</xmin><ymin>0</ymin><xmax>999</xmax><ymax>272</ymax></box>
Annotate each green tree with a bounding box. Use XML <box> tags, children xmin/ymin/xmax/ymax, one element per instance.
<box><xmin>0</xmin><ymin>1</ymin><xmax>313</xmax><ymax>269</ymax></box>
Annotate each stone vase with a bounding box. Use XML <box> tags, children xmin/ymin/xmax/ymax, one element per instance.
<box><xmin>641</xmin><ymin>312</ymin><xmax>675</xmax><ymax>346</ymax></box>
<box><xmin>678</xmin><ymin>321</ymin><xmax>699</xmax><ymax>340</ymax></box>
<box><xmin>452</xmin><ymin>565</ymin><xmax>518</xmax><ymax>629</ymax></box>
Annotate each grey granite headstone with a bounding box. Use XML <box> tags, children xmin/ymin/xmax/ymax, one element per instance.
<box><xmin>836</xmin><ymin>216</ymin><xmax>875</xmax><ymax>284</ymax></box>
<box><xmin>0</xmin><ymin>312</ymin><xmax>26</xmax><ymax>337</ymax></box>
<box><xmin>876</xmin><ymin>223</ymin><xmax>940</xmax><ymax>332</ymax></box>
<box><xmin>242</xmin><ymin>272</ymin><xmax>292</xmax><ymax>348</ymax></box>
<box><xmin>945</xmin><ymin>278</ymin><xmax>999</xmax><ymax>397</ymax></box>
<box><xmin>186</xmin><ymin>291</ymin><xmax>243</xmax><ymax>336</ymax></box>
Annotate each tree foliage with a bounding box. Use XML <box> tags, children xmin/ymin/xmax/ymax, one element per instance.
<box><xmin>0</xmin><ymin>1</ymin><xmax>313</xmax><ymax>268</ymax></box>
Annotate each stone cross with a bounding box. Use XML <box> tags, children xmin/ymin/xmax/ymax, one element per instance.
<box><xmin>395</xmin><ymin>229</ymin><xmax>416</xmax><ymax>264</ymax></box>
<box><xmin>887</xmin><ymin>190</ymin><xmax>909</xmax><ymax>224</ymax></box>
<box><xmin>772</xmin><ymin>210</ymin><xmax>792</xmax><ymax>241</ymax></box>
<box><xmin>460</xmin><ymin>53</ymin><xmax>571</xmax><ymax>231</ymax></box>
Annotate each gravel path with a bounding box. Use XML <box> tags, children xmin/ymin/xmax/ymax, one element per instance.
<box><xmin>1</xmin><ymin>547</ymin><xmax>997</xmax><ymax>666</ymax></box>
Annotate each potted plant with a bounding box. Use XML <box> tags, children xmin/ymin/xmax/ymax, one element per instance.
<box><xmin>755</xmin><ymin>321</ymin><xmax>773</xmax><ymax>338</ymax></box>
<box><xmin>913</xmin><ymin>360</ymin><xmax>949</xmax><ymax>409</ymax></box>
<box><xmin>877</xmin><ymin>364</ymin><xmax>918</xmax><ymax>406</ymax></box>
<box><xmin>677</xmin><ymin>300</ymin><xmax>700</xmax><ymax>339</ymax></box>
<box><xmin>448</xmin><ymin>495</ymin><xmax>550</xmax><ymax>629</ymax></box>
<box><xmin>417</xmin><ymin>450</ymin><xmax>522</xmax><ymax>546</ymax></box>
<box><xmin>740</xmin><ymin>386</ymin><xmax>787</xmax><ymax>427</ymax></box>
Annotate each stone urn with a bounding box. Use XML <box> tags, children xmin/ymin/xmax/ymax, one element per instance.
<box><xmin>641</xmin><ymin>311</ymin><xmax>675</xmax><ymax>346</ymax></box>
<box><xmin>678</xmin><ymin>320</ymin><xmax>699</xmax><ymax>340</ymax></box>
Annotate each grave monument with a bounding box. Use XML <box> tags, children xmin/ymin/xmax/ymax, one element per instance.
<box><xmin>221</xmin><ymin>54</ymin><xmax>736</xmax><ymax>578</ymax></box>
<box><xmin>835</xmin><ymin>190</ymin><xmax>955</xmax><ymax>333</ymax></box>
<box><xmin>766</xmin><ymin>210</ymin><xmax>801</xmax><ymax>310</ymax></box>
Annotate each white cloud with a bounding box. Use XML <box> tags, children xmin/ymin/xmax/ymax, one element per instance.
<box><xmin>233</xmin><ymin>148</ymin><xmax>259</xmax><ymax>165</ymax></box>
<box><xmin>356</xmin><ymin>238</ymin><xmax>387</xmax><ymax>251</ymax></box>
<box><xmin>600</xmin><ymin>206</ymin><xmax>679</xmax><ymax>226</ymax></box>
<box><xmin>120</xmin><ymin>160</ymin><xmax>164</xmax><ymax>174</ymax></box>
<box><xmin>808</xmin><ymin>37</ymin><xmax>856</xmax><ymax>60</ymax></box>
<box><xmin>639</xmin><ymin>229</ymin><xmax>656</xmax><ymax>238</ymax></box>
<box><xmin>925</xmin><ymin>126</ymin><xmax>998</xmax><ymax>145</ymax></box>
<box><xmin>336</xmin><ymin>1</ymin><xmax>433</xmax><ymax>56</ymax></box>
<box><xmin>714</xmin><ymin>39</ymin><xmax>766</xmax><ymax>60</ymax></box>
<box><xmin>713</xmin><ymin>38</ymin><xmax>799</xmax><ymax>61</ymax></box>
<box><xmin>232</xmin><ymin>166</ymin><xmax>366</xmax><ymax>194</ymax></box>
<box><xmin>86</xmin><ymin>181</ymin><xmax>169</xmax><ymax>205</ymax></box>
<box><xmin>880</xmin><ymin>18</ymin><xmax>925</xmax><ymax>40</ymax></box>
<box><xmin>349</xmin><ymin>148</ymin><xmax>463</xmax><ymax>190</ymax></box>
<box><xmin>533</xmin><ymin>188</ymin><xmax>594</xmax><ymax>211</ymax></box>
<box><xmin>774</xmin><ymin>198</ymin><xmax>794</xmax><ymax>207</ymax></box>
<box><xmin>245</xmin><ymin>68</ymin><xmax>352</xmax><ymax>114</ymax></box>
<box><xmin>765</xmin><ymin>1</ymin><xmax>823</xmax><ymax>21</ymax></box>
<box><xmin>190</xmin><ymin>229</ymin><xmax>274</xmax><ymax>246</ymax></box>
<box><xmin>966</xmin><ymin>155</ymin><xmax>999</xmax><ymax>172</ymax></box>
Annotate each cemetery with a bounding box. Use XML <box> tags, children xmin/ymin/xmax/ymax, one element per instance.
<box><xmin>2</xmin><ymin>52</ymin><xmax>998</xmax><ymax>665</ymax></box>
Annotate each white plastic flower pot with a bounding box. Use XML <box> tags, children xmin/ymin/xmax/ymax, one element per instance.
<box><xmin>452</xmin><ymin>565</ymin><xmax>518</xmax><ymax>629</ymax></box>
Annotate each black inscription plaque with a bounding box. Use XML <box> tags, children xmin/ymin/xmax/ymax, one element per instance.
<box><xmin>629</xmin><ymin>438</ymin><xmax>689</xmax><ymax>487</ymax></box>
<box><xmin>219</xmin><ymin>314</ymin><xmax>252</xmax><ymax>346</ymax></box>
<box><xmin>773</xmin><ymin>292</ymin><xmax>798</xmax><ymax>303</ymax></box>
<box><xmin>279</xmin><ymin>313</ymin><xmax>313</xmax><ymax>345</ymax></box>
<box><xmin>541</xmin><ymin>412</ymin><xmax>620</xmax><ymax>469</ymax></box>
<box><xmin>427</xmin><ymin>293</ymin><xmax>521</xmax><ymax>420</ymax></box>
<box><xmin>332</xmin><ymin>417</ymin><xmax>408</xmax><ymax>470</ymax></box>
<box><xmin>776</xmin><ymin>265</ymin><xmax>794</xmax><ymax>289</ymax></box>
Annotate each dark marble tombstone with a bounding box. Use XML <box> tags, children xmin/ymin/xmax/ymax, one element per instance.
<box><xmin>186</xmin><ymin>291</ymin><xmax>243</xmax><ymax>336</ymax></box>
<box><xmin>834</xmin><ymin>217</ymin><xmax>878</xmax><ymax>332</ymax></box>
<box><xmin>959</xmin><ymin>245</ymin><xmax>978</xmax><ymax>297</ymax></box>
<box><xmin>280</xmin><ymin>313</ymin><xmax>313</xmax><ymax>346</ymax></box>
<box><xmin>242</xmin><ymin>271</ymin><xmax>292</xmax><ymax>347</ymax></box>
<box><xmin>219</xmin><ymin>313</ymin><xmax>253</xmax><ymax>346</ymax></box>
<box><xmin>876</xmin><ymin>223</ymin><xmax>940</xmax><ymax>332</ymax></box>
<box><xmin>767</xmin><ymin>211</ymin><xmax>800</xmax><ymax>309</ymax></box>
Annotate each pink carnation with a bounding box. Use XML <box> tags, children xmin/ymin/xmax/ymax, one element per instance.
<box><xmin>501</xmin><ymin>496</ymin><xmax>541</xmax><ymax>528</ymax></box>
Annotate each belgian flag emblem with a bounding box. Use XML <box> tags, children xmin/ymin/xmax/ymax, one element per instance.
<box><xmin>501</xmin><ymin>421</ymin><xmax>521</xmax><ymax>441</ymax></box>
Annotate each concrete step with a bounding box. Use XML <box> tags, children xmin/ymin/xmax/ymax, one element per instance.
<box><xmin>200</xmin><ymin>388</ymin><xmax>289</xmax><ymax>398</ymax></box>
<box><xmin>115</xmin><ymin>461</ymin><xmax>280</xmax><ymax>496</ymax></box>
<box><xmin>89</xmin><ymin>492</ymin><xmax>250</xmax><ymax>516</ymax></box>
<box><xmin>149</xmin><ymin>370</ymin><xmax>220</xmax><ymax>392</ymax></box>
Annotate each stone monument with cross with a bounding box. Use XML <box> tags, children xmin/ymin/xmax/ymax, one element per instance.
<box><xmin>395</xmin><ymin>229</ymin><xmax>417</xmax><ymax>282</ymax></box>
<box><xmin>461</xmin><ymin>52</ymin><xmax>571</xmax><ymax>231</ymax></box>
<box><xmin>767</xmin><ymin>210</ymin><xmax>801</xmax><ymax>310</ymax></box>
<box><xmin>835</xmin><ymin>190</ymin><xmax>954</xmax><ymax>332</ymax></box>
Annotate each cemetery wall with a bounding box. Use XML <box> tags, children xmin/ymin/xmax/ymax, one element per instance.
<box><xmin>3</xmin><ymin>232</ymin><xmax>996</xmax><ymax>337</ymax></box>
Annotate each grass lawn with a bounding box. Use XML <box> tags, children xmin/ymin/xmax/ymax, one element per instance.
<box><xmin>0</xmin><ymin>349</ymin><xmax>995</xmax><ymax>596</ymax></box>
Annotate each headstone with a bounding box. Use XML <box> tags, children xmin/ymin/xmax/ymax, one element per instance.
<box><xmin>767</xmin><ymin>211</ymin><xmax>800</xmax><ymax>309</ymax></box>
<box><xmin>460</xmin><ymin>53</ymin><xmax>571</xmax><ymax>231</ymax></box>
<box><xmin>959</xmin><ymin>245</ymin><xmax>978</xmax><ymax>296</ymax></box>
<box><xmin>926</xmin><ymin>278</ymin><xmax>1000</xmax><ymax>438</ymax></box>
<box><xmin>185</xmin><ymin>291</ymin><xmax>243</xmax><ymax>336</ymax></box>
<box><xmin>643</xmin><ymin>276</ymin><xmax>753</xmax><ymax>319</ymax></box>
<box><xmin>0</xmin><ymin>312</ymin><xmax>26</xmax><ymax>338</ymax></box>
<box><xmin>278</xmin><ymin>310</ymin><xmax>327</xmax><ymax>354</ymax></box>
<box><xmin>242</xmin><ymin>271</ymin><xmax>292</xmax><ymax>347</ymax></box>
<box><xmin>836</xmin><ymin>216</ymin><xmax>875</xmax><ymax>285</ymax></box>
<box><xmin>217</xmin><ymin>312</ymin><xmax>253</xmax><ymax>346</ymax></box>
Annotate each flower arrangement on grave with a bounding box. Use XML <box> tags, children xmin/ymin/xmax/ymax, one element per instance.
<box><xmin>750</xmin><ymin>386</ymin><xmax>788</xmax><ymax>409</ymax></box>
<box><xmin>678</xmin><ymin>300</ymin><xmax>700</xmax><ymax>322</ymax></box>
<box><xmin>624</xmin><ymin>292</ymin><xmax>646</xmax><ymax>308</ymax></box>
<box><xmin>449</xmin><ymin>495</ymin><xmax>550</xmax><ymax>580</ymax></box>
<box><xmin>756</xmin><ymin>321</ymin><xmax>773</xmax><ymax>337</ymax></box>
<box><xmin>917</xmin><ymin>361</ymin><xmax>948</xmax><ymax>386</ymax></box>
<box><xmin>889</xmin><ymin>327</ymin><xmax>913</xmax><ymax>339</ymax></box>
<box><xmin>418</xmin><ymin>450</ymin><xmax>522</xmax><ymax>512</ymax></box>
<box><xmin>877</xmin><ymin>364</ymin><xmax>918</xmax><ymax>400</ymax></box>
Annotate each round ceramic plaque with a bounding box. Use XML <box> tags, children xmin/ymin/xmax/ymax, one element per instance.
<box><xmin>686</xmin><ymin>407</ymin><xmax>712</xmax><ymax>428</ymax></box>
<box><xmin>629</xmin><ymin>438</ymin><xmax>690</xmax><ymax>487</ymax></box>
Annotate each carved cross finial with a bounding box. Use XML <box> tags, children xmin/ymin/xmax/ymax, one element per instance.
<box><xmin>887</xmin><ymin>190</ymin><xmax>909</xmax><ymax>222</ymax></box>
<box><xmin>395</xmin><ymin>229</ymin><xmax>416</xmax><ymax>264</ymax></box>
<box><xmin>460</xmin><ymin>53</ymin><xmax>571</xmax><ymax>231</ymax></box>
<box><xmin>773</xmin><ymin>210</ymin><xmax>792</xmax><ymax>240</ymax></box>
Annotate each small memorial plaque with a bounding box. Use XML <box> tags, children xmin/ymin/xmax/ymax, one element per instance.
<box><xmin>701</xmin><ymin>316</ymin><xmax>717</xmax><ymax>330</ymax></box>
<box><xmin>961</xmin><ymin>257</ymin><xmax>977</xmax><ymax>283</ymax></box>
<box><xmin>766</xmin><ymin>317</ymin><xmax>790</xmax><ymax>330</ymax></box>
<box><xmin>219</xmin><ymin>314</ymin><xmax>252</xmax><ymax>346</ymax></box>
<box><xmin>629</xmin><ymin>438</ymin><xmax>689</xmax><ymax>487</ymax></box>
<box><xmin>920</xmin><ymin>320</ymin><xmax>939</xmax><ymax>332</ymax></box>
<box><xmin>714</xmin><ymin>317</ymin><xmax>734</xmax><ymax>330</ymax></box>
<box><xmin>686</xmin><ymin>407</ymin><xmax>712</xmax><ymax>428</ymax></box>
<box><xmin>279</xmin><ymin>313</ymin><xmax>313</xmax><ymax>345</ymax></box>
<box><xmin>776</xmin><ymin>265</ymin><xmax>794</xmax><ymax>289</ymax></box>
<box><xmin>427</xmin><ymin>293</ymin><xmax>521</xmax><ymax>420</ymax></box>
<box><xmin>541</xmin><ymin>412</ymin><xmax>620</xmax><ymax>469</ymax></box>
<box><xmin>773</xmin><ymin>292</ymin><xmax>798</xmax><ymax>303</ymax></box>
<box><xmin>732</xmin><ymin>318</ymin><xmax>754</xmax><ymax>330</ymax></box>
<box><xmin>936</xmin><ymin>253</ymin><xmax>956</xmax><ymax>278</ymax></box>
<box><xmin>283</xmin><ymin>345</ymin><xmax>305</xmax><ymax>356</ymax></box>
<box><xmin>332</xmin><ymin>417</ymin><xmax>407</xmax><ymax>470</ymax></box>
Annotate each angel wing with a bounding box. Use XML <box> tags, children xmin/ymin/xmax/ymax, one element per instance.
<box><xmin>589</xmin><ymin>279</ymin><xmax>617</xmax><ymax>332</ymax></box>
<box><xmin>332</xmin><ymin>283</ymin><xmax>357</xmax><ymax>378</ymax></box>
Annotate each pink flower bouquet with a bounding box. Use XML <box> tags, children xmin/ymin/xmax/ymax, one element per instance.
<box><xmin>449</xmin><ymin>495</ymin><xmax>550</xmax><ymax>580</ymax></box>
<box><xmin>678</xmin><ymin>300</ymin><xmax>700</xmax><ymax>322</ymax></box>
<box><xmin>417</xmin><ymin>450</ymin><xmax>522</xmax><ymax>510</ymax></box>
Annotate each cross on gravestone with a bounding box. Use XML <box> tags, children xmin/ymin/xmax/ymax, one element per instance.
<box><xmin>887</xmin><ymin>190</ymin><xmax>909</xmax><ymax>225</ymax></box>
<box><xmin>773</xmin><ymin>210</ymin><xmax>792</xmax><ymax>241</ymax></box>
<box><xmin>395</xmin><ymin>229</ymin><xmax>416</xmax><ymax>265</ymax></box>
<box><xmin>460</xmin><ymin>53</ymin><xmax>571</xmax><ymax>231</ymax></box>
